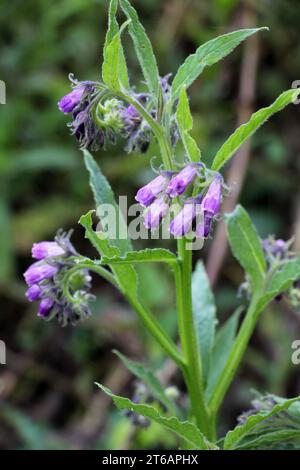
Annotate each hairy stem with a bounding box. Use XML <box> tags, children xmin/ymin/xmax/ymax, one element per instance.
<box><xmin>177</xmin><ymin>237</ymin><xmax>210</xmax><ymax>436</ymax></box>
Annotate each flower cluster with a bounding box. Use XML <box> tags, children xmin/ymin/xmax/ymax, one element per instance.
<box><xmin>135</xmin><ymin>163</ymin><xmax>224</xmax><ymax>238</ymax></box>
<box><xmin>240</xmin><ymin>235</ymin><xmax>300</xmax><ymax>307</ymax></box>
<box><xmin>24</xmin><ymin>231</ymin><xmax>94</xmax><ymax>326</ymax></box>
<box><xmin>58</xmin><ymin>75</ymin><xmax>176</xmax><ymax>154</ymax></box>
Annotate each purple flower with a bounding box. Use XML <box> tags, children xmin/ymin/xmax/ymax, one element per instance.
<box><xmin>24</xmin><ymin>263</ymin><xmax>58</xmax><ymax>287</ymax></box>
<box><xmin>144</xmin><ymin>197</ymin><xmax>169</xmax><ymax>229</ymax></box>
<box><xmin>135</xmin><ymin>174</ymin><xmax>170</xmax><ymax>207</ymax></box>
<box><xmin>26</xmin><ymin>284</ymin><xmax>42</xmax><ymax>302</ymax></box>
<box><xmin>32</xmin><ymin>241</ymin><xmax>65</xmax><ymax>260</ymax></box>
<box><xmin>195</xmin><ymin>175</ymin><xmax>223</xmax><ymax>238</ymax></box>
<box><xmin>38</xmin><ymin>298</ymin><xmax>55</xmax><ymax>318</ymax></box>
<box><xmin>202</xmin><ymin>175</ymin><xmax>223</xmax><ymax>216</ymax></box>
<box><xmin>58</xmin><ymin>86</ymin><xmax>85</xmax><ymax>114</ymax></box>
<box><xmin>170</xmin><ymin>203</ymin><xmax>196</xmax><ymax>237</ymax></box>
<box><xmin>24</xmin><ymin>231</ymin><xmax>94</xmax><ymax>326</ymax></box>
<box><xmin>167</xmin><ymin>164</ymin><xmax>198</xmax><ymax>198</ymax></box>
<box><xmin>262</xmin><ymin>237</ymin><xmax>289</xmax><ymax>258</ymax></box>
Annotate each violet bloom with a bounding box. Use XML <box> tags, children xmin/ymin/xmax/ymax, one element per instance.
<box><xmin>135</xmin><ymin>174</ymin><xmax>170</xmax><ymax>207</ymax></box>
<box><xmin>26</xmin><ymin>284</ymin><xmax>42</xmax><ymax>302</ymax></box>
<box><xmin>170</xmin><ymin>203</ymin><xmax>196</xmax><ymax>237</ymax></box>
<box><xmin>202</xmin><ymin>175</ymin><xmax>223</xmax><ymax>215</ymax></box>
<box><xmin>58</xmin><ymin>86</ymin><xmax>85</xmax><ymax>114</ymax></box>
<box><xmin>144</xmin><ymin>197</ymin><xmax>169</xmax><ymax>229</ymax></box>
<box><xmin>32</xmin><ymin>241</ymin><xmax>65</xmax><ymax>260</ymax></box>
<box><xmin>195</xmin><ymin>211</ymin><xmax>213</xmax><ymax>238</ymax></box>
<box><xmin>24</xmin><ymin>231</ymin><xmax>94</xmax><ymax>326</ymax></box>
<box><xmin>24</xmin><ymin>263</ymin><xmax>58</xmax><ymax>287</ymax></box>
<box><xmin>38</xmin><ymin>298</ymin><xmax>55</xmax><ymax>318</ymax></box>
<box><xmin>167</xmin><ymin>164</ymin><xmax>198</xmax><ymax>198</ymax></box>
<box><xmin>262</xmin><ymin>237</ymin><xmax>289</xmax><ymax>258</ymax></box>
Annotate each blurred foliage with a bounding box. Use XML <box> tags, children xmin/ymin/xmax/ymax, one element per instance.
<box><xmin>0</xmin><ymin>0</ymin><xmax>300</xmax><ymax>449</ymax></box>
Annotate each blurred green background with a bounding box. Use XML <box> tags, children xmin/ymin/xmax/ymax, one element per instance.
<box><xmin>0</xmin><ymin>0</ymin><xmax>300</xmax><ymax>449</ymax></box>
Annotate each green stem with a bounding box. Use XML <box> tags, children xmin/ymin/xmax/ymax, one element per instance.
<box><xmin>209</xmin><ymin>296</ymin><xmax>261</xmax><ymax>415</ymax></box>
<box><xmin>63</xmin><ymin>261</ymin><xmax>184</xmax><ymax>369</ymax></box>
<box><xmin>177</xmin><ymin>237</ymin><xmax>210</xmax><ymax>437</ymax></box>
<box><xmin>125</xmin><ymin>294</ymin><xmax>185</xmax><ymax>369</ymax></box>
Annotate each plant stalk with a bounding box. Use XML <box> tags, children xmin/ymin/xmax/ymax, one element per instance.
<box><xmin>177</xmin><ymin>237</ymin><xmax>211</xmax><ymax>437</ymax></box>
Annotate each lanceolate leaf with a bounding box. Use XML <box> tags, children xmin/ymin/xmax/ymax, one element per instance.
<box><xmin>96</xmin><ymin>383</ymin><xmax>217</xmax><ymax>449</ymax></box>
<box><xmin>79</xmin><ymin>211</ymin><xmax>138</xmax><ymax>297</ymax></box>
<box><xmin>171</xmin><ymin>28</ymin><xmax>267</xmax><ymax>102</ymax></box>
<box><xmin>212</xmin><ymin>89</ymin><xmax>300</xmax><ymax>171</ymax></box>
<box><xmin>236</xmin><ymin>429</ymin><xmax>300</xmax><ymax>450</ymax></box>
<box><xmin>83</xmin><ymin>149</ymin><xmax>132</xmax><ymax>254</ymax></box>
<box><xmin>120</xmin><ymin>0</ymin><xmax>160</xmax><ymax>100</ymax></box>
<box><xmin>205</xmin><ymin>307</ymin><xmax>243</xmax><ymax>401</ymax></box>
<box><xmin>225</xmin><ymin>205</ymin><xmax>266</xmax><ymax>293</ymax></box>
<box><xmin>113</xmin><ymin>350</ymin><xmax>177</xmax><ymax>415</ymax></box>
<box><xmin>102</xmin><ymin>31</ymin><xmax>126</xmax><ymax>91</ymax></box>
<box><xmin>192</xmin><ymin>261</ymin><xmax>217</xmax><ymax>384</ymax></box>
<box><xmin>258</xmin><ymin>256</ymin><xmax>300</xmax><ymax>311</ymax></box>
<box><xmin>102</xmin><ymin>0</ymin><xmax>129</xmax><ymax>90</ymax></box>
<box><xmin>101</xmin><ymin>248</ymin><xmax>177</xmax><ymax>265</ymax></box>
<box><xmin>176</xmin><ymin>87</ymin><xmax>201</xmax><ymax>162</ymax></box>
<box><xmin>223</xmin><ymin>397</ymin><xmax>300</xmax><ymax>450</ymax></box>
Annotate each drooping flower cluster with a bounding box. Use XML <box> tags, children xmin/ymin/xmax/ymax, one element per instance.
<box><xmin>135</xmin><ymin>163</ymin><xmax>224</xmax><ymax>238</ymax></box>
<box><xmin>24</xmin><ymin>231</ymin><xmax>94</xmax><ymax>326</ymax></box>
<box><xmin>58</xmin><ymin>74</ymin><xmax>176</xmax><ymax>154</ymax></box>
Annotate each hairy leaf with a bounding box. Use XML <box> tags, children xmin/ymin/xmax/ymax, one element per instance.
<box><xmin>258</xmin><ymin>256</ymin><xmax>300</xmax><ymax>310</ymax></box>
<box><xmin>101</xmin><ymin>248</ymin><xmax>177</xmax><ymax>265</ymax></box>
<box><xmin>212</xmin><ymin>89</ymin><xmax>300</xmax><ymax>170</ymax></box>
<box><xmin>83</xmin><ymin>149</ymin><xmax>132</xmax><ymax>254</ymax></box>
<box><xmin>96</xmin><ymin>383</ymin><xmax>217</xmax><ymax>449</ymax></box>
<box><xmin>102</xmin><ymin>0</ymin><xmax>129</xmax><ymax>90</ymax></box>
<box><xmin>171</xmin><ymin>28</ymin><xmax>267</xmax><ymax>101</ymax></box>
<box><xmin>225</xmin><ymin>205</ymin><xmax>266</xmax><ymax>293</ymax></box>
<box><xmin>114</xmin><ymin>350</ymin><xmax>177</xmax><ymax>414</ymax></box>
<box><xmin>205</xmin><ymin>307</ymin><xmax>243</xmax><ymax>401</ymax></box>
<box><xmin>223</xmin><ymin>397</ymin><xmax>300</xmax><ymax>449</ymax></box>
<box><xmin>176</xmin><ymin>87</ymin><xmax>201</xmax><ymax>162</ymax></box>
<box><xmin>120</xmin><ymin>0</ymin><xmax>160</xmax><ymax>100</ymax></box>
<box><xmin>192</xmin><ymin>261</ymin><xmax>217</xmax><ymax>383</ymax></box>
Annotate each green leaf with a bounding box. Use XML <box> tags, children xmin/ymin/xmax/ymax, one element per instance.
<box><xmin>236</xmin><ymin>429</ymin><xmax>300</xmax><ymax>450</ymax></box>
<box><xmin>205</xmin><ymin>307</ymin><xmax>243</xmax><ymax>401</ymax></box>
<box><xmin>192</xmin><ymin>261</ymin><xmax>217</xmax><ymax>384</ymax></box>
<box><xmin>79</xmin><ymin>211</ymin><xmax>138</xmax><ymax>298</ymax></box>
<box><xmin>102</xmin><ymin>24</ymin><xmax>130</xmax><ymax>91</ymax></box>
<box><xmin>258</xmin><ymin>256</ymin><xmax>300</xmax><ymax>311</ymax></box>
<box><xmin>212</xmin><ymin>89</ymin><xmax>300</xmax><ymax>171</ymax></box>
<box><xmin>120</xmin><ymin>0</ymin><xmax>160</xmax><ymax>100</ymax></box>
<box><xmin>225</xmin><ymin>205</ymin><xmax>266</xmax><ymax>293</ymax></box>
<box><xmin>102</xmin><ymin>0</ymin><xmax>129</xmax><ymax>90</ymax></box>
<box><xmin>223</xmin><ymin>397</ymin><xmax>300</xmax><ymax>450</ymax></box>
<box><xmin>176</xmin><ymin>87</ymin><xmax>201</xmax><ymax>162</ymax></box>
<box><xmin>113</xmin><ymin>350</ymin><xmax>177</xmax><ymax>415</ymax></box>
<box><xmin>101</xmin><ymin>248</ymin><xmax>177</xmax><ymax>265</ymax></box>
<box><xmin>83</xmin><ymin>149</ymin><xmax>132</xmax><ymax>255</ymax></box>
<box><xmin>171</xmin><ymin>28</ymin><xmax>267</xmax><ymax>102</ymax></box>
<box><xmin>96</xmin><ymin>383</ymin><xmax>217</xmax><ymax>449</ymax></box>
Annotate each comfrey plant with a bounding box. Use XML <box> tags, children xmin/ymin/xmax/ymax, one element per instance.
<box><xmin>25</xmin><ymin>0</ymin><xmax>300</xmax><ymax>450</ymax></box>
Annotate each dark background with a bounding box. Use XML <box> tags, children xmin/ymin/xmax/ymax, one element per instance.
<box><xmin>0</xmin><ymin>0</ymin><xmax>300</xmax><ymax>449</ymax></box>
